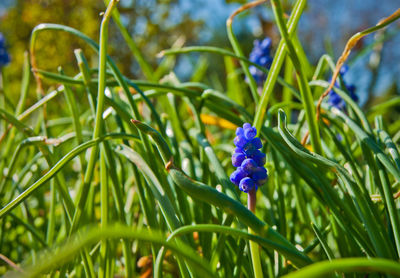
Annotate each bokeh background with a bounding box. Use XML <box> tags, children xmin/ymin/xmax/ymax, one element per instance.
<box><xmin>0</xmin><ymin>0</ymin><xmax>399</xmax><ymax>106</ymax></box>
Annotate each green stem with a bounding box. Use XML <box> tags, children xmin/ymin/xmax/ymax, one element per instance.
<box><xmin>253</xmin><ymin>0</ymin><xmax>306</xmax><ymax>131</ymax></box>
<box><xmin>248</xmin><ymin>189</ymin><xmax>263</xmax><ymax>278</ymax></box>
<box><xmin>377</xmin><ymin>158</ymin><xmax>400</xmax><ymax>257</ymax></box>
<box><xmin>0</xmin><ymin>134</ymin><xmax>138</xmax><ymax>219</ymax></box>
<box><xmin>59</xmin><ymin>67</ymin><xmax>86</xmax><ymax>170</ymax></box>
<box><xmin>99</xmin><ymin>147</ymin><xmax>109</xmax><ymax>277</ymax></box>
<box><xmin>282</xmin><ymin>56</ymin><xmax>294</xmax><ymax>122</ymax></box>
<box><xmin>270</xmin><ymin>0</ymin><xmax>322</xmax><ymax>154</ymax></box>
<box><xmin>46</xmin><ymin>180</ymin><xmax>56</xmax><ymax>245</ymax></box>
<box><xmin>69</xmin><ymin>0</ymin><xmax>118</xmax><ymax>234</ymax></box>
<box><xmin>160</xmin><ymin>46</ymin><xmax>300</xmax><ymax>98</ymax></box>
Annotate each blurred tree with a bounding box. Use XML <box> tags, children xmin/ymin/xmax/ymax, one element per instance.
<box><xmin>0</xmin><ymin>0</ymin><xmax>203</xmax><ymax>103</ymax></box>
<box><xmin>0</xmin><ymin>0</ymin><xmax>102</xmax><ymax>101</ymax></box>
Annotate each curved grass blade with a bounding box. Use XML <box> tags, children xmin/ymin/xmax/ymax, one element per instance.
<box><xmin>59</xmin><ymin>68</ymin><xmax>86</xmax><ymax>169</ymax></box>
<box><xmin>155</xmin><ymin>223</ymin><xmax>313</xmax><ymax>277</ymax></box>
<box><xmin>167</xmin><ymin>168</ymin><xmax>311</xmax><ymax>267</ymax></box>
<box><xmin>323</xmin><ymin>104</ymin><xmax>400</xmax><ymax>183</ymax></box>
<box><xmin>0</xmin><ymin>133</ymin><xmax>138</xmax><ymax>219</ymax></box>
<box><xmin>282</xmin><ymin>258</ymin><xmax>400</xmax><ymax>278</ymax></box>
<box><xmin>0</xmin><ymin>136</ymin><xmax>60</xmax><ymax>197</ymax></box>
<box><xmin>377</xmin><ymin>128</ymin><xmax>400</xmax><ymax>171</ymax></box>
<box><xmin>161</xmin><ymin>47</ymin><xmax>300</xmax><ymax>100</ymax></box>
<box><xmin>0</xmin><ymin>108</ymin><xmax>75</xmax><ymax>218</ymax></box>
<box><xmin>114</xmin><ymin>144</ymin><xmax>181</xmax><ymax>231</ymax></box>
<box><xmin>30</xmin><ymin>23</ymin><xmax>164</xmax><ymax>134</ymax></box>
<box><xmin>311</xmin><ymin>223</ymin><xmax>335</xmax><ymax>261</ymax></box>
<box><xmin>271</xmin><ymin>0</ymin><xmax>322</xmax><ymax>154</ymax></box>
<box><xmin>5</xmin><ymin>225</ymin><xmax>214</xmax><ymax>278</ymax></box>
<box><xmin>278</xmin><ymin>109</ymin><xmax>395</xmax><ymax>258</ymax></box>
<box><xmin>310</xmin><ymin>79</ymin><xmax>372</xmax><ymax>134</ymax></box>
<box><xmin>190</xmin><ymin>129</ymin><xmax>239</xmax><ymax>201</ymax></box>
<box><xmin>367</xmin><ymin>96</ymin><xmax>400</xmax><ymax>119</ymax></box>
<box><xmin>130</xmin><ymin>120</ymin><xmax>312</xmax><ymax>267</ymax></box>
<box><xmin>34</xmin><ymin>68</ymin><xmax>206</xmax><ymax>100</ymax></box>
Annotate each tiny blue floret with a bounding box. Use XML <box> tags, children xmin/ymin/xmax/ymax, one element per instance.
<box><xmin>230</xmin><ymin>167</ymin><xmax>247</xmax><ymax>186</ymax></box>
<box><xmin>251</xmin><ymin>150</ymin><xmax>266</xmax><ymax>167</ymax></box>
<box><xmin>230</xmin><ymin>123</ymin><xmax>268</xmax><ymax>193</ymax></box>
<box><xmin>241</xmin><ymin>158</ymin><xmax>258</xmax><ymax>174</ymax></box>
<box><xmin>232</xmin><ymin>153</ymin><xmax>246</xmax><ymax>167</ymax></box>
<box><xmin>252</xmin><ymin>167</ymin><xmax>268</xmax><ymax>185</ymax></box>
<box><xmin>239</xmin><ymin>177</ymin><xmax>255</xmax><ymax>193</ymax></box>
<box><xmin>244</xmin><ymin>127</ymin><xmax>257</xmax><ymax>140</ymax></box>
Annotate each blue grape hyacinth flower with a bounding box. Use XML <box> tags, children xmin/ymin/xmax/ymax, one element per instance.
<box><xmin>248</xmin><ymin>37</ymin><xmax>273</xmax><ymax>87</ymax></box>
<box><xmin>0</xmin><ymin>33</ymin><xmax>10</xmax><ymax>68</ymax></box>
<box><xmin>230</xmin><ymin>123</ymin><xmax>268</xmax><ymax>193</ymax></box>
<box><xmin>328</xmin><ymin>65</ymin><xmax>358</xmax><ymax>110</ymax></box>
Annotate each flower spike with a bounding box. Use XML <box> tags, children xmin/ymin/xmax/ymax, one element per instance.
<box><xmin>230</xmin><ymin>123</ymin><xmax>268</xmax><ymax>193</ymax></box>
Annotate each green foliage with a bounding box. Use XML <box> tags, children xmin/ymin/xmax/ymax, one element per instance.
<box><xmin>1</xmin><ymin>0</ymin><xmax>400</xmax><ymax>277</ymax></box>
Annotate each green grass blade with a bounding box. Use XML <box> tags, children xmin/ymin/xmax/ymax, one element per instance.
<box><xmin>271</xmin><ymin>0</ymin><xmax>322</xmax><ymax>154</ymax></box>
<box><xmin>282</xmin><ymin>258</ymin><xmax>400</xmax><ymax>278</ymax></box>
<box><xmin>253</xmin><ymin>0</ymin><xmax>306</xmax><ymax>131</ymax></box>
<box><xmin>6</xmin><ymin>225</ymin><xmax>215</xmax><ymax>278</ymax></box>
<box><xmin>0</xmin><ymin>134</ymin><xmax>138</xmax><ymax>219</ymax></box>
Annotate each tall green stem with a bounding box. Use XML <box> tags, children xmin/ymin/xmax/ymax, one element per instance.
<box><xmin>253</xmin><ymin>0</ymin><xmax>305</xmax><ymax>131</ymax></box>
<box><xmin>270</xmin><ymin>0</ymin><xmax>322</xmax><ymax>154</ymax></box>
<box><xmin>70</xmin><ymin>0</ymin><xmax>119</xmax><ymax>234</ymax></box>
<box><xmin>248</xmin><ymin>189</ymin><xmax>263</xmax><ymax>278</ymax></box>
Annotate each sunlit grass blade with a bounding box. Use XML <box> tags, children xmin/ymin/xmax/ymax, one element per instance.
<box><xmin>271</xmin><ymin>0</ymin><xmax>322</xmax><ymax>154</ymax></box>
<box><xmin>282</xmin><ymin>258</ymin><xmax>400</xmax><ymax>278</ymax></box>
<box><xmin>253</xmin><ymin>0</ymin><xmax>306</xmax><ymax>131</ymax></box>
<box><xmin>0</xmin><ymin>134</ymin><xmax>138</xmax><ymax>219</ymax></box>
<box><xmin>5</xmin><ymin>225</ymin><xmax>215</xmax><ymax>278</ymax></box>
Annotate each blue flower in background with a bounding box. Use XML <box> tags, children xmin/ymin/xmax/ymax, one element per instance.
<box><xmin>248</xmin><ymin>37</ymin><xmax>273</xmax><ymax>88</ymax></box>
<box><xmin>0</xmin><ymin>33</ymin><xmax>10</xmax><ymax>68</ymax></box>
<box><xmin>328</xmin><ymin>65</ymin><xmax>358</xmax><ymax>110</ymax></box>
<box><xmin>230</xmin><ymin>123</ymin><xmax>268</xmax><ymax>193</ymax></box>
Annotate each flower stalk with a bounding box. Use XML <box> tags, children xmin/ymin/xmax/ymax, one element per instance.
<box><xmin>248</xmin><ymin>189</ymin><xmax>263</xmax><ymax>278</ymax></box>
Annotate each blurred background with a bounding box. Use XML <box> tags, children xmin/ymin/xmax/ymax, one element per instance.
<box><xmin>0</xmin><ymin>0</ymin><xmax>399</xmax><ymax>107</ymax></box>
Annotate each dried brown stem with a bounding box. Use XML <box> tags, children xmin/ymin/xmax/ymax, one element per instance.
<box><xmin>227</xmin><ymin>0</ymin><xmax>267</xmax><ymax>27</ymax></box>
<box><xmin>0</xmin><ymin>253</ymin><xmax>24</xmax><ymax>273</ymax></box>
<box><xmin>315</xmin><ymin>8</ymin><xmax>400</xmax><ymax>126</ymax></box>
